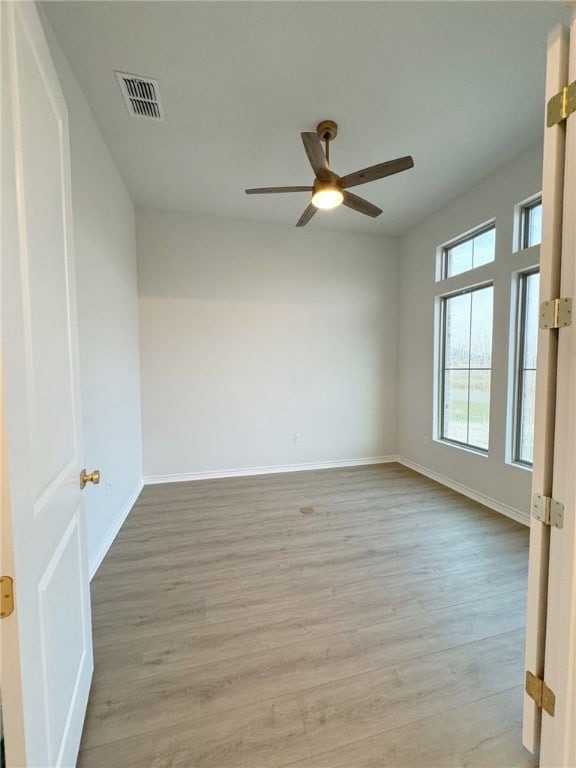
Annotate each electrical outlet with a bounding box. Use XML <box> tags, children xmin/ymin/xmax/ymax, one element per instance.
<box><xmin>293</xmin><ymin>432</ymin><xmax>302</xmax><ymax>444</ymax></box>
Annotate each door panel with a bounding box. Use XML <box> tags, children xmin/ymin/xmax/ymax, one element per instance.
<box><xmin>541</xmin><ymin>10</ymin><xmax>576</xmax><ymax>768</ymax></box>
<box><xmin>523</xmin><ymin>23</ymin><xmax>569</xmax><ymax>754</ymax></box>
<box><xmin>39</xmin><ymin>518</ymin><xmax>87</xmax><ymax>763</ymax></box>
<box><xmin>15</xmin><ymin>0</ymin><xmax>77</xmax><ymax>511</ymax></box>
<box><xmin>1</xmin><ymin>3</ymin><xmax>93</xmax><ymax>766</ymax></box>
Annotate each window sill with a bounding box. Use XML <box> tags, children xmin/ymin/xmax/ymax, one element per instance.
<box><xmin>434</xmin><ymin>438</ymin><xmax>488</xmax><ymax>458</ymax></box>
<box><xmin>507</xmin><ymin>460</ymin><xmax>533</xmax><ymax>473</ymax></box>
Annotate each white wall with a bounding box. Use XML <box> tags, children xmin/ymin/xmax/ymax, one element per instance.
<box><xmin>41</xmin><ymin>12</ymin><xmax>143</xmax><ymax>575</ymax></box>
<box><xmin>137</xmin><ymin>209</ymin><xmax>399</xmax><ymax>480</ymax></box>
<box><xmin>398</xmin><ymin>143</ymin><xmax>543</xmax><ymax>521</ymax></box>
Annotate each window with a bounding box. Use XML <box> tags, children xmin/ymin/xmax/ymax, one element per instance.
<box><xmin>442</xmin><ymin>224</ymin><xmax>495</xmax><ymax>279</ymax></box>
<box><xmin>440</xmin><ymin>285</ymin><xmax>493</xmax><ymax>451</ymax></box>
<box><xmin>520</xmin><ymin>197</ymin><xmax>542</xmax><ymax>249</ymax></box>
<box><xmin>514</xmin><ymin>270</ymin><xmax>540</xmax><ymax>465</ymax></box>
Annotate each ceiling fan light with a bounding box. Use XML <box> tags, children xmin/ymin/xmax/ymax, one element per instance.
<box><xmin>311</xmin><ymin>187</ymin><xmax>343</xmax><ymax>210</ymax></box>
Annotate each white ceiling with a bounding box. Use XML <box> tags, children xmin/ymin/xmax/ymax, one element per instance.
<box><xmin>43</xmin><ymin>1</ymin><xmax>570</xmax><ymax>235</ymax></box>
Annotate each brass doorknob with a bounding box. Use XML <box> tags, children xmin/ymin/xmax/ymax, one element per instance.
<box><xmin>80</xmin><ymin>469</ymin><xmax>101</xmax><ymax>490</ymax></box>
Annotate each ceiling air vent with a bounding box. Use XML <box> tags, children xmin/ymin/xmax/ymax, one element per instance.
<box><xmin>115</xmin><ymin>71</ymin><xmax>164</xmax><ymax>121</ymax></box>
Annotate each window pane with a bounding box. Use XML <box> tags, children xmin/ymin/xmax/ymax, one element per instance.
<box><xmin>468</xmin><ymin>370</ymin><xmax>491</xmax><ymax>450</ymax></box>
<box><xmin>443</xmin><ymin>370</ymin><xmax>469</xmax><ymax>444</ymax></box>
<box><xmin>527</xmin><ymin>203</ymin><xmax>542</xmax><ymax>248</ymax></box>
<box><xmin>519</xmin><ymin>369</ymin><xmax>536</xmax><ymax>463</ymax></box>
<box><xmin>523</xmin><ymin>273</ymin><xmax>540</xmax><ymax>369</ymax></box>
<box><xmin>446</xmin><ymin>240</ymin><xmax>473</xmax><ymax>278</ymax></box>
<box><xmin>444</xmin><ymin>292</ymin><xmax>471</xmax><ymax>368</ymax></box>
<box><xmin>444</xmin><ymin>226</ymin><xmax>495</xmax><ymax>279</ymax></box>
<box><xmin>470</xmin><ymin>286</ymin><xmax>493</xmax><ymax>368</ymax></box>
<box><xmin>440</xmin><ymin>284</ymin><xmax>493</xmax><ymax>452</ymax></box>
<box><xmin>514</xmin><ymin>270</ymin><xmax>539</xmax><ymax>465</ymax></box>
<box><xmin>472</xmin><ymin>229</ymin><xmax>496</xmax><ymax>268</ymax></box>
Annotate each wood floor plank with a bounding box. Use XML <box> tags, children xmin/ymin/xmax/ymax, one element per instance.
<box><xmin>297</xmin><ymin>630</ymin><xmax>525</xmax><ymax>755</ymax></box>
<box><xmin>91</xmin><ymin>636</ymin><xmax>146</xmax><ymax>689</ymax></box>
<box><xmin>406</xmin><ymin>560</ymin><xmax>528</xmax><ymax>611</ymax></box>
<box><xmin>91</xmin><ymin>593</ymin><xmax>205</xmax><ymax>645</ymax></box>
<box><xmin>361</xmin><ymin>588</ymin><xmax>527</xmax><ymax>669</ymax></box>
<box><xmin>287</xmin><ymin>686</ymin><xmax>536</xmax><ymax>767</ymax></box>
<box><xmin>203</xmin><ymin>568</ymin><xmax>434</xmax><ymax>626</ymax></box>
<box><xmin>92</xmin><ymin>552</ymin><xmax>439</xmax><ymax>614</ymax></box>
<box><xmin>81</xmin><ymin>627</ymin><xmax>375</xmax><ymax>749</ymax></box>
<box><xmin>419</xmin><ymin>536</ymin><xmax>529</xmax><ymax>575</ymax></box>
<box><xmin>136</xmin><ymin>586</ymin><xmax>422</xmax><ymax>677</ymax></box>
<box><xmin>79</xmin><ymin>464</ymin><xmax>531</xmax><ymax>766</ymax></box>
<box><xmin>78</xmin><ymin>696</ymin><xmax>311</xmax><ymax>768</ymax></box>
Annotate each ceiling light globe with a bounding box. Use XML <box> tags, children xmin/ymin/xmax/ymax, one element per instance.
<box><xmin>311</xmin><ymin>187</ymin><xmax>344</xmax><ymax>210</ymax></box>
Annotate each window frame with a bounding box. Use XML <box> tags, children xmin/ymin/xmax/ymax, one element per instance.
<box><xmin>512</xmin><ymin>267</ymin><xmax>540</xmax><ymax>467</ymax></box>
<box><xmin>518</xmin><ymin>195</ymin><xmax>542</xmax><ymax>251</ymax></box>
<box><xmin>438</xmin><ymin>282</ymin><xmax>494</xmax><ymax>454</ymax></box>
<box><xmin>440</xmin><ymin>221</ymin><xmax>496</xmax><ymax>280</ymax></box>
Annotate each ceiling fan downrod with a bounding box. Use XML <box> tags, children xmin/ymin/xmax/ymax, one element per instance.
<box><xmin>316</xmin><ymin>119</ymin><xmax>338</xmax><ymax>166</ymax></box>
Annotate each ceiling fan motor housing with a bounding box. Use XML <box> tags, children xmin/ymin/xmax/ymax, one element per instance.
<box><xmin>316</xmin><ymin>120</ymin><xmax>338</xmax><ymax>142</ymax></box>
<box><xmin>312</xmin><ymin>174</ymin><xmax>342</xmax><ymax>195</ymax></box>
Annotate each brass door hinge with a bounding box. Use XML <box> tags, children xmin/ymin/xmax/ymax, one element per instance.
<box><xmin>532</xmin><ymin>494</ymin><xmax>564</xmax><ymax>529</ymax></box>
<box><xmin>540</xmin><ymin>297</ymin><xmax>572</xmax><ymax>329</ymax></box>
<box><xmin>0</xmin><ymin>576</ymin><xmax>14</xmax><ymax>618</ymax></box>
<box><xmin>526</xmin><ymin>671</ymin><xmax>556</xmax><ymax>716</ymax></box>
<box><xmin>547</xmin><ymin>80</ymin><xmax>576</xmax><ymax>127</ymax></box>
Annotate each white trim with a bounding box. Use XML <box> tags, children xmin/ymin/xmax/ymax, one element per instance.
<box><xmin>88</xmin><ymin>480</ymin><xmax>143</xmax><ymax>580</ymax></box>
<box><xmin>144</xmin><ymin>456</ymin><xmax>397</xmax><ymax>486</ymax></box>
<box><xmin>396</xmin><ymin>456</ymin><xmax>530</xmax><ymax>527</ymax></box>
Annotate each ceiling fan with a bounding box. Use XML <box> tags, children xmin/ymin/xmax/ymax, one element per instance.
<box><xmin>245</xmin><ymin>120</ymin><xmax>414</xmax><ymax>227</ymax></box>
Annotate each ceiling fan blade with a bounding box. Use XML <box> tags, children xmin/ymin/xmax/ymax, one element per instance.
<box><xmin>339</xmin><ymin>156</ymin><xmax>414</xmax><ymax>189</ymax></box>
<box><xmin>245</xmin><ymin>186</ymin><xmax>313</xmax><ymax>194</ymax></box>
<box><xmin>301</xmin><ymin>133</ymin><xmax>330</xmax><ymax>181</ymax></box>
<box><xmin>343</xmin><ymin>191</ymin><xmax>382</xmax><ymax>218</ymax></box>
<box><xmin>296</xmin><ymin>203</ymin><xmax>318</xmax><ymax>227</ymax></box>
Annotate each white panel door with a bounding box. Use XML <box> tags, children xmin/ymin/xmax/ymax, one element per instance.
<box><xmin>524</xmin><ymin>12</ymin><xmax>576</xmax><ymax>764</ymax></box>
<box><xmin>0</xmin><ymin>3</ymin><xmax>93</xmax><ymax>766</ymax></box>
<box><xmin>540</xmin><ymin>10</ymin><xmax>576</xmax><ymax>767</ymax></box>
<box><xmin>523</xmin><ymin>23</ymin><xmax>569</xmax><ymax>755</ymax></box>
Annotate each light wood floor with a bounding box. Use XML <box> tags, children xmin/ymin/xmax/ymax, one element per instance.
<box><xmin>78</xmin><ymin>463</ymin><xmax>536</xmax><ymax>768</ymax></box>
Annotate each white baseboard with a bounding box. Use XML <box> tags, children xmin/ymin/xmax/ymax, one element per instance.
<box><xmin>144</xmin><ymin>456</ymin><xmax>398</xmax><ymax>485</ymax></box>
<box><xmin>396</xmin><ymin>456</ymin><xmax>530</xmax><ymax>527</ymax></box>
<box><xmin>89</xmin><ymin>479</ymin><xmax>144</xmax><ymax>580</ymax></box>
